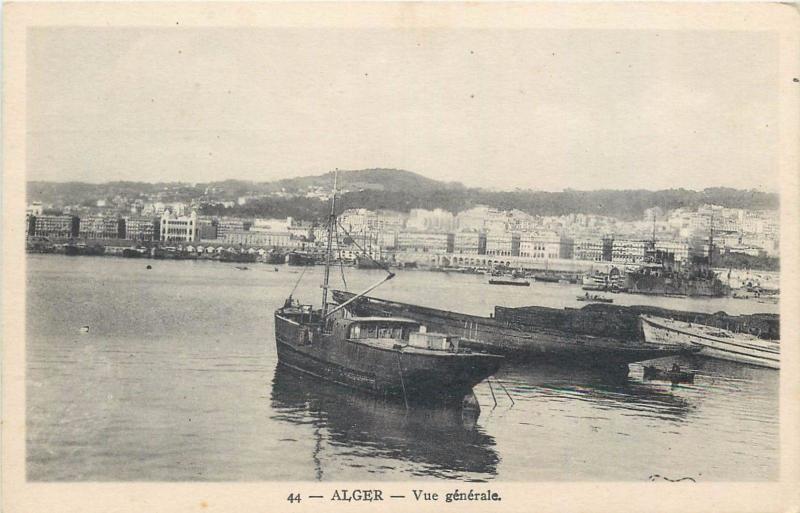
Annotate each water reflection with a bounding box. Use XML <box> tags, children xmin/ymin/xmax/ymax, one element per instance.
<box><xmin>269</xmin><ymin>365</ymin><xmax>500</xmax><ymax>480</ymax></box>
<box><xmin>498</xmin><ymin>362</ymin><xmax>692</xmax><ymax>423</ymax></box>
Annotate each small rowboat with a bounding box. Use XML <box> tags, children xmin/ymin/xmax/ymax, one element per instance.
<box><xmin>576</xmin><ymin>295</ymin><xmax>613</xmax><ymax>303</ymax></box>
<box><xmin>643</xmin><ymin>365</ymin><xmax>695</xmax><ymax>384</ymax></box>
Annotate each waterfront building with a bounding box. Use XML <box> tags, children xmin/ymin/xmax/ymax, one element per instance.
<box><xmin>573</xmin><ymin>237</ymin><xmax>604</xmax><ymax>261</ymax></box>
<box><xmin>78</xmin><ymin>215</ymin><xmax>125</xmax><ymax>240</ymax></box>
<box><xmin>197</xmin><ymin>216</ymin><xmax>218</xmax><ymax>240</ymax></box>
<box><xmin>124</xmin><ymin>217</ymin><xmax>160</xmax><ymax>242</ymax></box>
<box><xmin>396</xmin><ymin>231</ymin><xmax>453</xmax><ymax>253</ymax></box>
<box><xmin>224</xmin><ymin>230</ymin><xmax>293</xmax><ymax>248</ymax></box>
<box><xmin>610</xmin><ymin>239</ymin><xmax>648</xmax><ymax>263</ymax></box>
<box><xmin>287</xmin><ymin>220</ymin><xmax>314</xmax><ymax>241</ymax></box>
<box><xmin>216</xmin><ymin>217</ymin><xmax>252</xmax><ymax>240</ymax></box>
<box><xmin>31</xmin><ymin>214</ymin><xmax>80</xmax><ymax>239</ymax></box>
<box><xmin>485</xmin><ymin>232</ymin><xmax>520</xmax><ymax>257</ymax></box>
<box><xmin>377</xmin><ymin>231</ymin><xmax>397</xmax><ymax>249</ymax></box>
<box><xmin>160</xmin><ymin>211</ymin><xmax>198</xmax><ymax>243</ymax></box>
<box><xmin>26</xmin><ymin>214</ymin><xmax>36</xmax><ymax>236</ymax></box>
<box><xmin>453</xmin><ymin>231</ymin><xmax>486</xmax><ymax>254</ymax></box>
<box><xmin>519</xmin><ymin>232</ymin><xmax>561</xmax><ymax>260</ymax></box>
<box><xmin>654</xmin><ymin>240</ymin><xmax>690</xmax><ymax>263</ymax></box>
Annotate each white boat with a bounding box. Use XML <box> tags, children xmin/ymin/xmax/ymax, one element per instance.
<box><xmin>640</xmin><ymin>315</ymin><xmax>779</xmax><ymax>369</ymax></box>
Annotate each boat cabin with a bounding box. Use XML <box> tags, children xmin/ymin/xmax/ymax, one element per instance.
<box><xmin>339</xmin><ymin>317</ymin><xmax>461</xmax><ymax>352</ymax></box>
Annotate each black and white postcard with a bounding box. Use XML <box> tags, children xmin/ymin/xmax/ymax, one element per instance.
<box><xmin>3</xmin><ymin>3</ymin><xmax>799</xmax><ymax>512</ymax></box>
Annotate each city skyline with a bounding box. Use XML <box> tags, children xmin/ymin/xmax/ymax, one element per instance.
<box><xmin>27</xmin><ymin>27</ymin><xmax>779</xmax><ymax>192</ymax></box>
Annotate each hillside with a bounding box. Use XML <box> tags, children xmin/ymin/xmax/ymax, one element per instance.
<box><xmin>28</xmin><ymin>169</ymin><xmax>779</xmax><ymax>221</ymax></box>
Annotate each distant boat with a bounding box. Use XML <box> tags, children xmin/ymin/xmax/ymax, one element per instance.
<box><xmin>640</xmin><ymin>315</ymin><xmax>780</xmax><ymax>369</ymax></box>
<box><xmin>235</xmin><ymin>266</ymin><xmax>250</xmax><ymax>271</ymax></box>
<box><xmin>123</xmin><ymin>247</ymin><xmax>146</xmax><ymax>258</ymax></box>
<box><xmin>285</xmin><ymin>251</ymin><xmax>316</xmax><ymax>266</ymax></box>
<box><xmin>356</xmin><ymin>254</ymin><xmax>386</xmax><ymax>270</ymax></box>
<box><xmin>488</xmin><ymin>278</ymin><xmax>530</xmax><ymax>287</ymax></box>
<box><xmin>577</xmin><ymin>294</ymin><xmax>613</xmax><ymax>303</ymax></box>
<box><xmin>532</xmin><ymin>274</ymin><xmax>560</xmax><ymax>283</ymax></box>
<box><xmin>79</xmin><ymin>325</ymin><xmax>90</xmax><ymax>333</ymax></box>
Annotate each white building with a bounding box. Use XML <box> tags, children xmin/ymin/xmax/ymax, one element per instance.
<box><xmin>160</xmin><ymin>211</ymin><xmax>198</xmax><ymax>243</ymax></box>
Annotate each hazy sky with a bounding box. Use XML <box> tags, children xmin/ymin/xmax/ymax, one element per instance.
<box><xmin>27</xmin><ymin>27</ymin><xmax>779</xmax><ymax>191</ymax></box>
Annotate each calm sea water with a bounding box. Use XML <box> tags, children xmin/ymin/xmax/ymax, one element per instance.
<box><xmin>26</xmin><ymin>255</ymin><xmax>779</xmax><ymax>481</ymax></box>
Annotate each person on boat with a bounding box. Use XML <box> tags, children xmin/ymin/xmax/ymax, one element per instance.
<box><xmin>585</xmin><ymin>292</ymin><xmax>589</xmax><ymax>298</ymax></box>
<box><xmin>671</xmin><ymin>363</ymin><xmax>681</xmax><ymax>373</ymax></box>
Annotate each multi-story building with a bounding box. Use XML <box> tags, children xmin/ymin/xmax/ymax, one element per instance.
<box><xmin>216</xmin><ymin>217</ymin><xmax>251</xmax><ymax>240</ymax></box>
<box><xmin>654</xmin><ymin>240</ymin><xmax>690</xmax><ymax>263</ymax></box>
<box><xmin>611</xmin><ymin>239</ymin><xmax>648</xmax><ymax>263</ymax></box>
<box><xmin>396</xmin><ymin>231</ymin><xmax>453</xmax><ymax>253</ymax></box>
<box><xmin>78</xmin><ymin>215</ymin><xmax>125</xmax><ymax>240</ymax></box>
<box><xmin>160</xmin><ymin>211</ymin><xmax>198</xmax><ymax>243</ymax></box>
<box><xmin>406</xmin><ymin>208</ymin><xmax>455</xmax><ymax>232</ymax></box>
<box><xmin>485</xmin><ymin>232</ymin><xmax>520</xmax><ymax>256</ymax></box>
<box><xmin>251</xmin><ymin>217</ymin><xmax>292</xmax><ymax>232</ymax></box>
<box><xmin>519</xmin><ymin>232</ymin><xmax>561</xmax><ymax>260</ymax></box>
<box><xmin>197</xmin><ymin>216</ymin><xmax>218</xmax><ymax>240</ymax></box>
<box><xmin>377</xmin><ymin>231</ymin><xmax>397</xmax><ymax>249</ymax></box>
<box><xmin>124</xmin><ymin>217</ymin><xmax>159</xmax><ymax>241</ymax></box>
<box><xmin>30</xmin><ymin>214</ymin><xmax>80</xmax><ymax>239</ymax></box>
<box><xmin>573</xmin><ymin>237</ymin><xmax>604</xmax><ymax>261</ymax></box>
<box><xmin>287</xmin><ymin>220</ymin><xmax>314</xmax><ymax>241</ymax></box>
<box><xmin>453</xmin><ymin>231</ymin><xmax>486</xmax><ymax>254</ymax></box>
<box><xmin>224</xmin><ymin>230</ymin><xmax>293</xmax><ymax>248</ymax></box>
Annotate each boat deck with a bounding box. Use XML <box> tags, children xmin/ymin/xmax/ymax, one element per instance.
<box><xmin>347</xmin><ymin>337</ymin><xmax>489</xmax><ymax>357</ymax></box>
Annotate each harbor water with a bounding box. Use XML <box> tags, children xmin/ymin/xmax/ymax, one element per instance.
<box><xmin>26</xmin><ymin>255</ymin><xmax>779</xmax><ymax>481</ymax></box>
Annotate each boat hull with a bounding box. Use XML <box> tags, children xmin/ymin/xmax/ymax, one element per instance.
<box><xmin>640</xmin><ymin>316</ymin><xmax>779</xmax><ymax>369</ymax></box>
<box><xmin>488</xmin><ymin>279</ymin><xmax>530</xmax><ymax>287</ymax></box>
<box><xmin>274</xmin><ymin>312</ymin><xmax>503</xmax><ymax>403</ymax></box>
<box><xmin>332</xmin><ymin>291</ymin><xmax>691</xmax><ymax>368</ymax></box>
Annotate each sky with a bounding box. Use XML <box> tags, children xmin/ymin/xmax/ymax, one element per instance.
<box><xmin>26</xmin><ymin>27</ymin><xmax>780</xmax><ymax>191</ymax></box>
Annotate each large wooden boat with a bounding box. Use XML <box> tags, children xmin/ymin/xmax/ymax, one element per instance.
<box><xmin>274</xmin><ymin>172</ymin><xmax>503</xmax><ymax>404</ymax></box>
<box><xmin>640</xmin><ymin>315</ymin><xmax>779</xmax><ymax>369</ymax></box>
<box><xmin>332</xmin><ymin>291</ymin><xmax>695</xmax><ymax>369</ymax></box>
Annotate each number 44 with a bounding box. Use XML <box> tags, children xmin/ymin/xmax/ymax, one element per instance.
<box><xmin>286</xmin><ymin>493</ymin><xmax>302</xmax><ymax>504</ymax></box>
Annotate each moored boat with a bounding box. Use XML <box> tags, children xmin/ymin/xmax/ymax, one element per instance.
<box><xmin>577</xmin><ymin>294</ymin><xmax>613</xmax><ymax>303</ymax></box>
<box><xmin>274</xmin><ymin>172</ymin><xmax>503</xmax><ymax>404</ymax></box>
<box><xmin>286</xmin><ymin>251</ymin><xmax>316</xmax><ymax>266</ymax></box>
<box><xmin>488</xmin><ymin>278</ymin><xmax>530</xmax><ymax>287</ymax></box>
<box><xmin>332</xmin><ymin>291</ymin><xmax>696</xmax><ymax>369</ymax></box>
<box><xmin>640</xmin><ymin>315</ymin><xmax>779</xmax><ymax>369</ymax></box>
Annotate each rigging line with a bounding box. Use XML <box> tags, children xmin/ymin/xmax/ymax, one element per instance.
<box><xmin>336</xmin><ymin>220</ymin><xmax>392</xmax><ymax>275</ymax></box>
<box><xmin>288</xmin><ymin>265</ymin><xmax>308</xmax><ymax>298</ymax></box>
<box><xmin>335</xmin><ymin>225</ymin><xmax>348</xmax><ymax>290</ymax></box>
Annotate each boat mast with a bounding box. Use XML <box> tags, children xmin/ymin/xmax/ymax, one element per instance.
<box><xmin>708</xmin><ymin>210</ymin><xmax>714</xmax><ymax>267</ymax></box>
<box><xmin>321</xmin><ymin>170</ymin><xmax>338</xmax><ymax>317</ymax></box>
